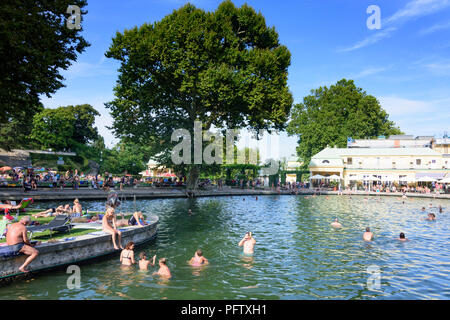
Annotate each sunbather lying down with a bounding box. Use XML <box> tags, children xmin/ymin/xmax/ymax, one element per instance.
<box><xmin>0</xmin><ymin>203</ymin><xmax>22</xmax><ymax>210</ymax></box>
<box><xmin>32</xmin><ymin>204</ymin><xmax>72</xmax><ymax>218</ymax></box>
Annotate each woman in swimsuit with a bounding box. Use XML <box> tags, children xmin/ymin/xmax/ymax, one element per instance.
<box><xmin>102</xmin><ymin>207</ymin><xmax>123</xmax><ymax>250</ymax></box>
<box><xmin>189</xmin><ymin>249</ymin><xmax>209</xmax><ymax>266</ymax></box>
<box><xmin>120</xmin><ymin>241</ymin><xmax>135</xmax><ymax>266</ymax></box>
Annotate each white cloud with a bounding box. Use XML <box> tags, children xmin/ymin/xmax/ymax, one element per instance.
<box><xmin>349</xmin><ymin>66</ymin><xmax>390</xmax><ymax>79</ymax></box>
<box><xmin>385</xmin><ymin>0</ymin><xmax>450</xmax><ymax>26</ymax></box>
<box><xmin>418</xmin><ymin>20</ymin><xmax>450</xmax><ymax>35</ymax></box>
<box><xmin>379</xmin><ymin>96</ymin><xmax>434</xmax><ymax>116</ymax></box>
<box><xmin>338</xmin><ymin>28</ymin><xmax>397</xmax><ymax>52</ymax></box>
<box><xmin>339</xmin><ymin>0</ymin><xmax>450</xmax><ymax>52</ymax></box>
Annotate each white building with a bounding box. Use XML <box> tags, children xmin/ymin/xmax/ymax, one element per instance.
<box><xmin>309</xmin><ymin>147</ymin><xmax>449</xmax><ymax>186</ymax></box>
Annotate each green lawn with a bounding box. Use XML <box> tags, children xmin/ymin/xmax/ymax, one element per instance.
<box><xmin>2</xmin><ymin>209</ymin><xmax>138</xmax><ymax>244</ymax></box>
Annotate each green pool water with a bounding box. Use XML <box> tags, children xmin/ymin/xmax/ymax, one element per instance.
<box><xmin>0</xmin><ymin>195</ymin><xmax>448</xmax><ymax>300</ymax></box>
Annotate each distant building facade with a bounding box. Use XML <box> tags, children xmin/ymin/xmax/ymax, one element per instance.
<box><xmin>309</xmin><ymin>147</ymin><xmax>449</xmax><ymax>186</ymax></box>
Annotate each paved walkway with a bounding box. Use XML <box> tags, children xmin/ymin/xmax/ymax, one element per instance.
<box><xmin>1</xmin><ymin>187</ymin><xmax>449</xmax><ymax>201</ymax></box>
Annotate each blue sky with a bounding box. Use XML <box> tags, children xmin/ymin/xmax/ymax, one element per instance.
<box><xmin>40</xmin><ymin>0</ymin><xmax>450</xmax><ymax>161</ymax></box>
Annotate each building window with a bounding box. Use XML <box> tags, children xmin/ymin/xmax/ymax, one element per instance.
<box><xmin>416</xmin><ymin>159</ymin><xmax>421</xmax><ymax>165</ymax></box>
<box><xmin>432</xmin><ymin>160</ymin><xmax>436</xmax><ymax>164</ymax></box>
<box><xmin>347</xmin><ymin>157</ymin><xmax>353</xmax><ymax>165</ymax></box>
<box><xmin>392</xmin><ymin>162</ymin><xmax>396</xmax><ymax>167</ymax></box>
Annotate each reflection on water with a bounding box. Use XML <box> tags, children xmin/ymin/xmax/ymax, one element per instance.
<box><xmin>0</xmin><ymin>195</ymin><xmax>449</xmax><ymax>300</ymax></box>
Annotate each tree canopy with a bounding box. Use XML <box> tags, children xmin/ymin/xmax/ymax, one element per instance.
<box><xmin>0</xmin><ymin>0</ymin><xmax>89</xmax><ymax>150</ymax></box>
<box><xmin>29</xmin><ymin>104</ymin><xmax>100</xmax><ymax>151</ymax></box>
<box><xmin>105</xmin><ymin>0</ymin><xmax>293</xmax><ymax>191</ymax></box>
<box><xmin>287</xmin><ymin>79</ymin><xmax>403</xmax><ymax>168</ymax></box>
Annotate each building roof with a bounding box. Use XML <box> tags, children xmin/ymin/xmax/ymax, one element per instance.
<box><xmin>312</xmin><ymin>147</ymin><xmax>441</xmax><ymax>159</ymax></box>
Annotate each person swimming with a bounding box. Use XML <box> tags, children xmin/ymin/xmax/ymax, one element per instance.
<box><xmin>398</xmin><ymin>232</ymin><xmax>408</xmax><ymax>241</ymax></box>
<box><xmin>331</xmin><ymin>218</ymin><xmax>342</xmax><ymax>228</ymax></box>
<box><xmin>189</xmin><ymin>249</ymin><xmax>209</xmax><ymax>266</ymax></box>
<box><xmin>153</xmin><ymin>258</ymin><xmax>171</xmax><ymax>278</ymax></box>
<box><xmin>438</xmin><ymin>205</ymin><xmax>443</xmax><ymax>213</ymax></box>
<box><xmin>120</xmin><ymin>242</ymin><xmax>135</xmax><ymax>266</ymax></box>
<box><xmin>238</xmin><ymin>232</ymin><xmax>256</xmax><ymax>255</ymax></box>
<box><xmin>425</xmin><ymin>213</ymin><xmax>436</xmax><ymax>221</ymax></box>
<box><xmin>139</xmin><ymin>252</ymin><xmax>156</xmax><ymax>271</ymax></box>
<box><xmin>363</xmin><ymin>227</ymin><xmax>373</xmax><ymax>241</ymax></box>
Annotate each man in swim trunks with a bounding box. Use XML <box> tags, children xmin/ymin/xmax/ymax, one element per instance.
<box><xmin>238</xmin><ymin>232</ymin><xmax>256</xmax><ymax>255</ymax></box>
<box><xmin>6</xmin><ymin>216</ymin><xmax>39</xmax><ymax>273</ymax></box>
<box><xmin>331</xmin><ymin>218</ymin><xmax>342</xmax><ymax>228</ymax></box>
<box><xmin>363</xmin><ymin>227</ymin><xmax>373</xmax><ymax>241</ymax></box>
<box><xmin>189</xmin><ymin>249</ymin><xmax>209</xmax><ymax>266</ymax></box>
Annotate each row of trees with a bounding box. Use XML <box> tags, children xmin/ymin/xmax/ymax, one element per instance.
<box><xmin>1</xmin><ymin>0</ymin><xmax>403</xmax><ymax>190</ymax></box>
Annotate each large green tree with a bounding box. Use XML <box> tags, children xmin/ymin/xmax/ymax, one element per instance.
<box><xmin>287</xmin><ymin>79</ymin><xmax>403</xmax><ymax>168</ymax></box>
<box><xmin>0</xmin><ymin>0</ymin><xmax>89</xmax><ymax>150</ymax></box>
<box><xmin>105</xmin><ymin>0</ymin><xmax>293</xmax><ymax>193</ymax></box>
<box><xmin>29</xmin><ymin>104</ymin><xmax>99</xmax><ymax>151</ymax></box>
<box><xmin>101</xmin><ymin>140</ymin><xmax>152</xmax><ymax>175</ymax></box>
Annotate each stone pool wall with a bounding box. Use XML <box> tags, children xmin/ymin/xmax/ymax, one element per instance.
<box><xmin>0</xmin><ymin>216</ymin><xmax>158</xmax><ymax>283</ymax></box>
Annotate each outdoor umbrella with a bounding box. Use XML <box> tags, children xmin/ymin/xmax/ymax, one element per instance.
<box><xmin>0</xmin><ymin>166</ymin><xmax>12</xmax><ymax>172</ymax></box>
<box><xmin>439</xmin><ymin>177</ymin><xmax>450</xmax><ymax>183</ymax></box>
<box><xmin>327</xmin><ymin>174</ymin><xmax>341</xmax><ymax>180</ymax></box>
<box><xmin>161</xmin><ymin>172</ymin><xmax>177</xmax><ymax>178</ymax></box>
<box><xmin>310</xmin><ymin>174</ymin><xmax>325</xmax><ymax>179</ymax></box>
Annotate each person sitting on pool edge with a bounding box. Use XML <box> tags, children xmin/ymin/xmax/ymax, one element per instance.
<box><xmin>102</xmin><ymin>207</ymin><xmax>123</xmax><ymax>250</ymax></box>
<box><xmin>363</xmin><ymin>227</ymin><xmax>373</xmax><ymax>241</ymax></box>
<box><xmin>6</xmin><ymin>216</ymin><xmax>40</xmax><ymax>273</ymax></box>
<box><xmin>139</xmin><ymin>252</ymin><xmax>157</xmax><ymax>271</ymax></box>
<box><xmin>189</xmin><ymin>249</ymin><xmax>209</xmax><ymax>266</ymax></box>
<box><xmin>128</xmin><ymin>211</ymin><xmax>147</xmax><ymax>227</ymax></box>
<box><xmin>120</xmin><ymin>241</ymin><xmax>135</xmax><ymax>266</ymax></box>
<box><xmin>331</xmin><ymin>218</ymin><xmax>342</xmax><ymax>228</ymax></box>
<box><xmin>238</xmin><ymin>231</ymin><xmax>256</xmax><ymax>255</ymax></box>
<box><xmin>153</xmin><ymin>258</ymin><xmax>171</xmax><ymax>278</ymax></box>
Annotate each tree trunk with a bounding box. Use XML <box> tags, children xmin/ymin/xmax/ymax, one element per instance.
<box><xmin>185</xmin><ymin>165</ymin><xmax>200</xmax><ymax>198</ymax></box>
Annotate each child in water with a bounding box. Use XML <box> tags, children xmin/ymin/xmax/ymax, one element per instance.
<box><xmin>189</xmin><ymin>249</ymin><xmax>209</xmax><ymax>266</ymax></box>
<box><xmin>153</xmin><ymin>258</ymin><xmax>172</xmax><ymax>278</ymax></box>
<box><xmin>139</xmin><ymin>252</ymin><xmax>157</xmax><ymax>271</ymax></box>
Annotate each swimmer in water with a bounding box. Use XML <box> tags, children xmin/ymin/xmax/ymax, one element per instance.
<box><xmin>139</xmin><ymin>252</ymin><xmax>156</xmax><ymax>271</ymax></box>
<box><xmin>438</xmin><ymin>205</ymin><xmax>443</xmax><ymax>213</ymax></box>
<box><xmin>331</xmin><ymin>218</ymin><xmax>342</xmax><ymax>228</ymax></box>
<box><xmin>238</xmin><ymin>232</ymin><xmax>256</xmax><ymax>255</ymax></box>
<box><xmin>153</xmin><ymin>258</ymin><xmax>171</xmax><ymax>278</ymax></box>
<box><xmin>398</xmin><ymin>232</ymin><xmax>408</xmax><ymax>241</ymax></box>
<box><xmin>189</xmin><ymin>249</ymin><xmax>209</xmax><ymax>266</ymax></box>
<box><xmin>425</xmin><ymin>213</ymin><xmax>436</xmax><ymax>221</ymax></box>
<box><xmin>363</xmin><ymin>227</ymin><xmax>373</xmax><ymax>241</ymax></box>
<box><xmin>421</xmin><ymin>207</ymin><xmax>426</xmax><ymax>212</ymax></box>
